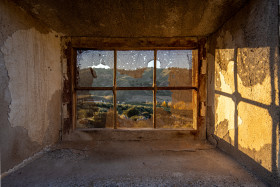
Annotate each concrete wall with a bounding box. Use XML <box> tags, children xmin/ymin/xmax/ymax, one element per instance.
<box><xmin>0</xmin><ymin>0</ymin><xmax>62</xmax><ymax>173</ymax></box>
<box><xmin>207</xmin><ymin>0</ymin><xmax>280</xmax><ymax>184</ymax></box>
<box><xmin>11</xmin><ymin>0</ymin><xmax>248</xmax><ymax>37</ymax></box>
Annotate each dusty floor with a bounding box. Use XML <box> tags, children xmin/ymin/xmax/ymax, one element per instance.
<box><xmin>2</xmin><ymin>138</ymin><xmax>266</xmax><ymax>187</ymax></box>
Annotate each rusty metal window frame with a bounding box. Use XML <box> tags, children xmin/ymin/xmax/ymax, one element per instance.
<box><xmin>71</xmin><ymin>37</ymin><xmax>199</xmax><ymax>130</ymax></box>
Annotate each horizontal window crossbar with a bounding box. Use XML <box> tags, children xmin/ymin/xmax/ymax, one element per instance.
<box><xmin>157</xmin><ymin>87</ymin><xmax>197</xmax><ymax>91</ymax></box>
<box><xmin>116</xmin><ymin>87</ymin><xmax>153</xmax><ymax>90</ymax></box>
<box><xmin>75</xmin><ymin>87</ymin><xmax>113</xmax><ymax>90</ymax></box>
<box><xmin>75</xmin><ymin>87</ymin><xmax>197</xmax><ymax>91</ymax></box>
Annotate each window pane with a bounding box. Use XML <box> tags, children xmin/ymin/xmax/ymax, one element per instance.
<box><xmin>76</xmin><ymin>90</ymin><xmax>114</xmax><ymax>128</ymax></box>
<box><xmin>77</xmin><ymin>50</ymin><xmax>114</xmax><ymax>87</ymax></box>
<box><xmin>156</xmin><ymin>50</ymin><xmax>192</xmax><ymax>87</ymax></box>
<box><xmin>117</xmin><ymin>90</ymin><xmax>153</xmax><ymax>128</ymax></box>
<box><xmin>117</xmin><ymin>51</ymin><xmax>154</xmax><ymax>87</ymax></box>
<box><xmin>156</xmin><ymin>90</ymin><xmax>194</xmax><ymax>129</ymax></box>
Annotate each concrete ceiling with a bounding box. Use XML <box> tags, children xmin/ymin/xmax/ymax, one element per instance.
<box><xmin>11</xmin><ymin>0</ymin><xmax>249</xmax><ymax>37</ymax></box>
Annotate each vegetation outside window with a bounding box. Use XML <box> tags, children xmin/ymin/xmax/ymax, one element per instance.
<box><xmin>75</xmin><ymin>49</ymin><xmax>197</xmax><ymax>129</ymax></box>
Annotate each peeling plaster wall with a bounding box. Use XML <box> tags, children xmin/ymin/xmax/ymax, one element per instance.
<box><xmin>0</xmin><ymin>0</ymin><xmax>62</xmax><ymax>173</ymax></box>
<box><xmin>207</xmin><ymin>0</ymin><xmax>280</xmax><ymax>184</ymax></box>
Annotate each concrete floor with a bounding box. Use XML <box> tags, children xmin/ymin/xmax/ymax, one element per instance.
<box><xmin>2</xmin><ymin>131</ymin><xmax>266</xmax><ymax>187</ymax></box>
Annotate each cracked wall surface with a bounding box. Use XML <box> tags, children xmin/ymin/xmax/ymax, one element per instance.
<box><xmin>207</xmin><ymin>0</ymin><xmax>280</xmax><ymax>185</ymax></box>
<box><xmin>0</xmin><ymin>0</ymin><xmax>62</xmax><ymax>172</ymax></box>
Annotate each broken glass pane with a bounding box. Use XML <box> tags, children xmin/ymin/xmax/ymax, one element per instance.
<box><xmin>156</xmin><ymin>90</ymin><xmax>193</xmax><ymax>129</ymax></box>
<box><xmin>77</xmin><ymin>50</ymin><xmax>114</xmax><ymax>87</ymax></box>
<box><xmin>76</xmin><ymin>90</ymin><xmax>114</xmax><ymax>128</ymax></box>
<box><xmin>156</xmin><ymin>50</ymin><xmax>192</xmax><ymax>87</ymax></box>
<box><xmin>117</xmin><ymin>51</ymin><xmax>154</xmax><ymax>87</ymax></box>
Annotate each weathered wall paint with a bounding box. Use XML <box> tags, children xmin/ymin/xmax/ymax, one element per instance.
<box><xmin>1</xmin><ymin>28</ymin><xmax>61</xmax><ymax>144</ymax></box>
<box><xmin>0</xmin><ymin>0</ymin><xmax>62</xmax><ymax>172</ymax></box>
<box><xmin>207</xmin><ymin>0</ymin><xmax>280</xmax><ymax>184</ymax></box>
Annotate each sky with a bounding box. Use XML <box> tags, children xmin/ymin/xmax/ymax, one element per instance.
<box><xmin>77</xmin><ymin>50</ymin><xmax>192</xmax><ymax>70</ymax></box>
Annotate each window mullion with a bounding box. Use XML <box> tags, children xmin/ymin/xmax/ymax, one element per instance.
<box><xmin>113</xmin><ymin>50</ymin><xmax>117</xmax><ymax>129</ymax></box>
<box><xmin>153</xmin><ymin>49</ymin><xmax>157</xmax><ymax>129</ymax></box>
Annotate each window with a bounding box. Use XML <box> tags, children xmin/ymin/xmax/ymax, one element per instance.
<box><xmin>75</xmin><ymin>49</ymin><xmax>198</xmax><ymax>129</ymax></box>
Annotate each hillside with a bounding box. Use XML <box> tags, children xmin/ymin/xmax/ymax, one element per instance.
<box><xmin>78</xmin><ymin>67</ymin><xmax>192</xmax><ymax>103</ymax></box>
